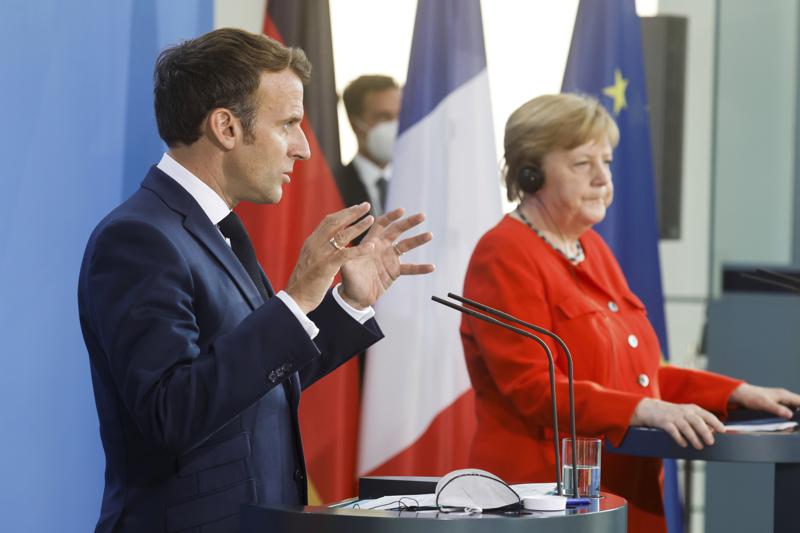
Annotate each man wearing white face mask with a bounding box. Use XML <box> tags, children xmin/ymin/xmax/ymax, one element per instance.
<box><xmin>338</xmin><ymin>75</ymin><xmax>401</xmax><ymax>223</ymax></box>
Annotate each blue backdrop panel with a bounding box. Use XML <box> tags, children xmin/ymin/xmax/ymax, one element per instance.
<box><xmin>0</xmin><ymin>1</ymin><xmax>211</xmax><ymax>531</ymax></box>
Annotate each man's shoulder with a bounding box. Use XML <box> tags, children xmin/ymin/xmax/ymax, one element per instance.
<box><xmin>94</xmin><ymin>165</ymin><xmax>195</xmax><ymax>233</ymax></box>
<box><xmin>84</xmin><ymin>178</ymin><xmax>192</xmax><ymax>268</ymax></box>
<box><xmin>93</xmin><ymin>187</ymin><xmax>175</xmax><ymax>236</ymax></box>
<box><xmin>78</xmin><ymin>186</ymin><xmax>185</xmax><ymax>304</ymax></box>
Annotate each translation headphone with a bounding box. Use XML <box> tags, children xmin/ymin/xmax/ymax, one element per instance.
<box><xmin>518</xmin><ymin>164</ymin><xmax>545</xmax><ymax>194</ymax></box>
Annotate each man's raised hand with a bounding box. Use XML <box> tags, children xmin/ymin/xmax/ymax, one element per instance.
<box><xmin>286</xmin><ymin>202</ymin><xmax>376</xmax><ymax>314</ymax></box>
<box><xmin>339</xmin><ymin>207</ymin><xmax>435</xmax><ymax>309</ymax></box>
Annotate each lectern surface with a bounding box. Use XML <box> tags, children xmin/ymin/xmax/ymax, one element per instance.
<box><xmin>605</xmin><ymin>425</ymin><xmax>800</xmax><ymax>462</ymax></box>
<box><xmin>240</xmin><ymin>492</ymin><xmax>626</xmax><ymax>533</ymax></box>
<box><xmin>606</xmin><ymin>425</ymin><xmax>800</xmax><ymax>533</ymax></box>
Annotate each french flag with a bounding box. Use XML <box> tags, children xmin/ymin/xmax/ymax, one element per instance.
<box><xmin>358</xmin><ymin>0</ymin><xmax>501</xmax><ymax>478</ymax></box>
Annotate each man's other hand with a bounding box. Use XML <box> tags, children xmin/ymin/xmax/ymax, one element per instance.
<box><xmin>339</xmin><ymin>207</ymin><xmax>434</xmax><ymax>309</ymax></box>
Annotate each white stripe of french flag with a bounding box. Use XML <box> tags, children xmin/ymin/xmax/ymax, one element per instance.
<box><xmin>358</xmin><ymin>0</ymin><xmax>502</xmax><ymax>478</ymax></box>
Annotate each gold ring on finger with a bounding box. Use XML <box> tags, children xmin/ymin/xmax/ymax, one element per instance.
<box><xmin>392</xmin><ymin>242</ymin><xmax>404</xmax><ymax>256</ymax></box>
<box><xmin>329</xmin><ymin>237</ymin><xmax>345</xmax><ymax>251</ymax></box>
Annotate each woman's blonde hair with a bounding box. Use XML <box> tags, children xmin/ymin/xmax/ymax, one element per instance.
<box><xmin>503</xmin><ymin>93</ymin><xmax>619</xmax><ymax>202</ymax></box>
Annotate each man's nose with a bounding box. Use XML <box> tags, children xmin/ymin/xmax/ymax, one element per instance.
<box><xmin>291</xmin><ymin>128</ymin><xmax>311</xmax><ymax>161</ymax></box>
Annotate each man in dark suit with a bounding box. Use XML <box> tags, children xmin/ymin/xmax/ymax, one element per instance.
<box><xmin>78</xmin><ymin>29</ymin><xmax>433</xmax><ymax>533</ymax></box>
<box><xmin>336</xmin><ymin>75</ymin><xmax>402</xmax><ymax>219</ymax></box>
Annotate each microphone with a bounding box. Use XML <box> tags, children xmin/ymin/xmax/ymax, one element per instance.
<box><xmin>431</xmin><ymin>294</ymin><xmax>573</xmax><ymax>496</ymax></box>
<box><xmin>740</xmin><ymin>268</ymin><xmax>800</xmax><ymax>293</ymax></box>
<box><xmin>445</xmin><ymin>293</ymin><xmax>579</xmax><ymax>497</ymax></box>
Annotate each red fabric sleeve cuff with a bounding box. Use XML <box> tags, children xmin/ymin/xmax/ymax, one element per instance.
<box><xmin>573</xmin><ymin>383</ymin><xmax>644</xmax><ymax>447</ymax></box>
<box><xmin>658</xmin><ymin>365</ymin><xmax>744</xmax><ymax>417</ymax></box>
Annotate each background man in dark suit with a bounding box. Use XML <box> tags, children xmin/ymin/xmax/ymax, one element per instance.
<box><xmin>78</xmin><ymin>29</ymin><xmax>433</xmax><ymax>533</ymax></box>
<box><xmin>337</xmin><ymin>75</ymin><xmax>402</xmax><ymax>218</ymax></box>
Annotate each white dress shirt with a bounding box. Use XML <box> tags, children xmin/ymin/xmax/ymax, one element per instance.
<box><xmin>156</xmin><ymin>153</ymin><xmax>375</xmax><ymax>339</ymax></box>
<box><xmin>352</xmin><ymin>154</ymin><xmax>391</xmax><ymax>214</ymax></box>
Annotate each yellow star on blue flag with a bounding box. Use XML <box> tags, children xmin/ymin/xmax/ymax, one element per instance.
<box><xmin>602</xmin><ymin>68</ymin><xmax>628</xmax><ymax>115</ymax></box>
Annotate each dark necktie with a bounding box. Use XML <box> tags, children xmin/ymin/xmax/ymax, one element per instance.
<box><xmin>375</xmin><ymin>176</ymin><xmax>388</xmax><ymax>212</ymax></box>
<box><xmin>218</xmin><ymin>211</ymin><xmax>269</xmax><ymax>301</ymax></box>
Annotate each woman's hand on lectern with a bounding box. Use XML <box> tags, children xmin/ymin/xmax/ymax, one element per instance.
<box><xmin>630</xmin><ymin>398</ymin><xmax>726</xmax><ymax>450</ymax></box>
<box><xmin>728</xmin><ymin>383</ymin><xmax>800</xmax><ymax>419</ymax></box>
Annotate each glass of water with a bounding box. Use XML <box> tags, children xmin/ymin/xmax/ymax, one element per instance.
<box><xmin>561</xmin><ymin>437</ymin><xmax>602</xmax><ymax>497</ymax></box>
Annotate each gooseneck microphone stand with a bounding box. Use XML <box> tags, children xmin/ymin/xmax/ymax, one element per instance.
<box><xmin>741</xmin><ymin>268</ymin><xmax>800</xmax><ymax>293</ymax></box>
<box><xmin>432</xmin><ymin>295</ymin><xmax>564</xmax><ymax>494</ymax></box>
<box><xmin>432</xmin><ymin>293</ymin><xmax>579</xmax><ymax>497</ymax></box>
<box><xmin>446</xmin><ymin>293</ymin><xmax>579</xmax><ymax>495</ymax></box>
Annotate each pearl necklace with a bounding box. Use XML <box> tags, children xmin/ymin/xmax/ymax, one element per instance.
<box><xmin>515</xmin><ymin>207</ymin><xmax>585</xmax><ymax>264</ymax></box>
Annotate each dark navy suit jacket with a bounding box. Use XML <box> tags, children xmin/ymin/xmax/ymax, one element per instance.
<box><xmin>78</xmin><ymin>167</ymin><xmax>383</xmax><ymax>533</ymax></box>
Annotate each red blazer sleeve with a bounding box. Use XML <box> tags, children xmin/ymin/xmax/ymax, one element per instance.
<box><xmin>658</xmin><ymin>365</ymin><xmax>743</xmax><ymax>416</ymax></box>
<box><xmin>462</xmin><ymin>227</ymin><xmax>642</xmax><ymax>445</ymax></box>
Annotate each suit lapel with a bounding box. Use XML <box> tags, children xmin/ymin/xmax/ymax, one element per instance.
<box><xmin>183</xmin><ymin>210</ymin><xmax>264</xmax><ymax>310</ymax></box>
<box><xmin>141</xmin><ymin>167</ymin><xmax>264</xmax><ymax>310</ymax></box>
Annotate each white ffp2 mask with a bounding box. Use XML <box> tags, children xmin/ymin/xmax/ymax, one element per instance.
<box><xmin>365</xmin><ymin>119</ymin><xmax>398</xmax><ymax>166</ymax></box>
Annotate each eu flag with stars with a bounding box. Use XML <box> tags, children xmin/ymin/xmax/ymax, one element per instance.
<box><xmin>563</xmin><ymin>1</ymin><xmax>682</xmax><ymax>532</ymax></box>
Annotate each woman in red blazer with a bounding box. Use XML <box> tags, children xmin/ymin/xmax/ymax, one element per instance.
<box><xmin>460</xmin><ymin>93</ymin><xmax>800</xmax><ymax>533</ymax></box>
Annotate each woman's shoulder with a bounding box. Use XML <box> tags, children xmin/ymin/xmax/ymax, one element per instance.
<box><xmin>581</xmin><ymin>228</ymin><xmax>617</xmax><ymax>260</ymax></box>
<box><xmin>467</xmin><ymin>215</ymin><xmax>552</xmax><ymax>287</ymax></box>
<box><xmin>474</xmin><ymin>214</ymin><xmax>541</xmax><ymax>255</ymax></box>
<box><xmin>465</xmin><ymin>215</ymin><xmax>548</xmax><ymax>299</ymax></box>
<box><xmin>581</xmin><ymin>227</ymin><xmax>607</xmax><ymax>246</ymax></box>
<box><xmin>580</xmin><ymin>228</ymin><xmax>631</xmax><ymax>284</ymax></box>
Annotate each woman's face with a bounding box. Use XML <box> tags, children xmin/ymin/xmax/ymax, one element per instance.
<box><xmin>536</xmin><ymin>138</ymin><xmax>614</xmax><ymax>235</ymax></box>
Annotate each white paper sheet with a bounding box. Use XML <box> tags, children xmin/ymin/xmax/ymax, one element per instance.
<box><xmin>724</xmin><ymin>420</ymin><xmax>798</xmax><ymax>432</ymax></box>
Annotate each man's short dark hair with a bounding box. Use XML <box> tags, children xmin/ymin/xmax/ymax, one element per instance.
<box><xmin>154</xmin><ymin>28</ymin><xmax>312</xmax><ymax>147</ymax></box>
<box><xmin>342</xmin><ymin>75</ymin><xmax>399</xmax><ymax>119</ymax></box>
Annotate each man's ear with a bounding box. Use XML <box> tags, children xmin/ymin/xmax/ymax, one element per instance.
<box><xmin>205</xmin><ymin>108</ymin><xmax>238</xmax><ymax>150</ymax></box>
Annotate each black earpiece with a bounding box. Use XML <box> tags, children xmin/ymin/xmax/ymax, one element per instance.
<box><xmin>518</xmin><ymin>165</ymin><xmax>544</xmax><ymax>194</ymax></box>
